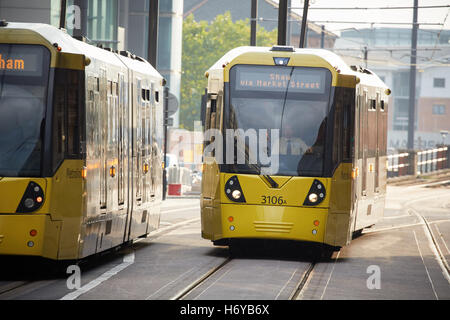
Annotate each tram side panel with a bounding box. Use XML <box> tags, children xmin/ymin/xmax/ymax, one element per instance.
<box><xmin>353</xmin><ymin>85</ymin><xmax>388</xmax><ymax>232</ymax></box>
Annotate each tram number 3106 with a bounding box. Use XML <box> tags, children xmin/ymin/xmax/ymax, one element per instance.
<box><xmin>261</xmin><ymin>195</ymin><xmax>287</xmax><ymax>205</ymax></box>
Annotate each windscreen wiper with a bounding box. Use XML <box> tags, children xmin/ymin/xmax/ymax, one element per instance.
<box><xmin>263</xmin><ymin>174</ymin><xmax>279</xmax><ymax>188</ymax></box>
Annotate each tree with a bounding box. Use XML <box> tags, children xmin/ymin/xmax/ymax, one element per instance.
<box><xmin>180</xmin><ymin>12</ymin><xmax>278</xmax><ymax>130</ymax></box>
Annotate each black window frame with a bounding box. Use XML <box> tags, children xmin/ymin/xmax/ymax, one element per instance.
<box><xmin>50</xmin><ymin>68</ymin><xmax>85</xmax><ymax>175</ymax></box>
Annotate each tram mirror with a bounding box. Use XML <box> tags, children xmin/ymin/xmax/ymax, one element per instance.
<box><xmin>167</xmin><ymin>93</ymin><xmax>179</xmax><ymax>117</ymax></box>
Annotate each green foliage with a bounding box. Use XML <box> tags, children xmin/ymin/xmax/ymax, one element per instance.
<box><xmin>180</xmin><ymin>12</ymin><xmax>278</xmax><ymax>130</ymax></box>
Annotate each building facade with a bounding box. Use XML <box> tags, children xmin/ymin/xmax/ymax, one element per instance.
<box><xmin>337</xmin><ymin>27</ymin><xmax>450</xmax><ymax>149</ymax></box>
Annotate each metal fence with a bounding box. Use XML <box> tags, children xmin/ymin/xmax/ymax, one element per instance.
<box><xmin>387</xmin><ymin>146</ymin><xmax>450</xmax><ymax>178</ymax></box>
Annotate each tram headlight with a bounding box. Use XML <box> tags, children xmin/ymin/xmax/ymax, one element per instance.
<box><xmin>225</xmin><ymin>176</ymin><xmax>246</xmax><ymax>203</ymax></box>
<box><xmin>24</xmin><ymin>198</ymin><xmax>35</xmax><ymax>209</ymax></box>
<box><xmin>303</xmin><ymin>179</ymin><xmax>326</xmax><ymax>206</ymax></box>
<box><xmin>232</xmin><ymin>190</ymin><xmax>242</xmax><ymax>200</ymax></box>
<box><xmin>16</xmin><ymin>182</ymin><xmax>45</xmax><ymax>213</ymax></box>
<box><xmin>308</xmin><ymin>193</ymin><xmax>318</xmax><ymax>203</ymax></box>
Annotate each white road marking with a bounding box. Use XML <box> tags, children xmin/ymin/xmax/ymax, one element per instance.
<box><xmin>145</xmin><ymin>267</ymin><xmax>196</xmax><ymax>300</ymax></box>
<box><xmin>60</xmin><ymin>251</ymin><xmax>135</xmax><ymax>300</ymax></box>
<box><xmin>61</xmin><ymin>215</ymin><xmax>200</xmax><ymax>300</ymax></box>
<box><xmin>193</xmin><ymin>266</ymin><xmax>233</xmax><ymax>300</ymax></box>
<box><xmin>162</xmin><ymin>206</ymin><xmax>200</xmax><ymax>214</ymax></box>
<box><xmin>148</xmin><ymin>218</ymin><xmax>200</xmax><ymax>239</ymax></box>
<box><xmin>275</xmin><ymin>267</ymin><xmax>299</xmax><ymax>300</ymax></box>
<box><xmin>383</xmin><ymin>214</ymin><xmax>412</xmax><ymax>220</ymax></box>
<box><xmin>364</xmin><ymin>222</ymin><xmax>424</xmax><ymax>234</ymax></box>
<box><xmin>413</xmin><ymin>230</ymin><xmax>439</xmax><ymax>300</ymax></box>
<box><xmin>320</xmin><ymin>251</ymin><xmax>340</xmax><ymax>300</ymax></box>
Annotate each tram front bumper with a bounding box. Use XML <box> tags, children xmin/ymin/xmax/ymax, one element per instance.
<box><xmin>205</xmin><ymin>203</ymin><xmax>328</xmax><ymax>243</ymax></box>
<box><xmin>0</xmin><ymin>214</ymin><xmax>61</xmax><ymax>259</ymax></box>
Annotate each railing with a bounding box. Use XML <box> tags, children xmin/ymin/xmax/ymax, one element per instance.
<box><xmin>387</xmin><ymin>146</ymin><xmax>450</xmax><ymax>178</ymax></box>
<box><xmin>417</xmin><ymin>147</ymin><xmax>448</xmax><ymax>174</ymax></box>
<box><xmin>387</xmin><ymin>152</ymin><xmax>410</xmax><ymax>178</ymax></box>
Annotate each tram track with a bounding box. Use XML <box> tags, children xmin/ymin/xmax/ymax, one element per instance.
<box><xmin>408</xmin><ymin>207</ymin><xmax>450</xmax><ymax>279</ymax></box>
<box><xmin>171</xmin><ymin>251</ymin><xmax>325</xmax><ymax>300</ymax></box>
<box><xmin>404</xmin><ymin>181</ymin><xmax>450</xmax><ymax>279</ymax></box>
<box><xmin>0</xmin><ymin>281</ymin><xmax>30</xmax><ymax>298</ymax></box>
<box><xmin>171</xmin><ymin>257</ymin><xmax>233</xmax><ymax>300</ymax></box>
<box><xmin>289</xmin><ymin>262</ymin><xmax>316</xmax><ymax>300</ymax></box>
<box><xmin>0</xmin><ymin>279</ymin><xmax>60</xmax><ymax>300</ymax></box>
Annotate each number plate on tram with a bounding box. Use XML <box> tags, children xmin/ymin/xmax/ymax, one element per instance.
<box><xmin>261</xmin><ymin>195</ymin><xmax>287</xmax><ymax>205</ymax></box>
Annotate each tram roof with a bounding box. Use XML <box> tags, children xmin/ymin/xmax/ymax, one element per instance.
<box><xmin>0</xmin><ymin>22</ymin><xmax>162</xmax><ymax>79</ymax></box>
<box><xmin>208</xmin><ymin>46</ymin><xmax>387</xmax><ymax>88</ymax></box>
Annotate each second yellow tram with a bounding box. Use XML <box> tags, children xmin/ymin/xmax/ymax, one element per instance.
<box><xmin>200</xmin><ymin>46</ymin><xmax>390</xmax><ymax>250</ymax></box>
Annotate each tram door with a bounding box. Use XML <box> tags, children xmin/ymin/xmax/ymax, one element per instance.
<box><xmin>352</xmin><ymin>89</ymin><xmax>361</xmax><ymax>232</ymax></box>
<box><xmin>118</xmin><ymin>74</ymin><xmax>126</xmax><ymax>206</ymax></box>
<box><xmin>202</xmin><ymin>92</ymin><xmax>217</xmax><ymax>199</ymax></box>
<box><xmin>106</xmin><ymin>79</ymin><xmax>119</xmax><ymax>211</ymax></box>
<box><xmin>361</xmin><ymin>90</ymin><xmax>368</xmax><ymax>197</ymax></box>
<box><xmin>141</xmin><ymin>85</ymin><xmax>148</xmax><ymax>203</ymax></box>
<box><xmin>136</xmin><ymin>78</ymin><xmax>143</xmax><ymax>204</ymax></box>
<box><xmin>374</xmin><ymin>92</ymin><xmax>380</xmax><ymax>193</ymax></box>
<box><xmin>99</xmin><ymin>69</ymin><xmax>108</xmax><ymax>209</ymax></box>
<box><xmin>148</xmin><ymin>83</ymin><xmax>156</xmax><ymax>199</ymax></box>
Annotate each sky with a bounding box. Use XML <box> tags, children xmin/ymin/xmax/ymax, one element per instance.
<box><xmin>286</xmin><ymin>0</ymin><xmax>450</xmax><ymax>35</ymax></box>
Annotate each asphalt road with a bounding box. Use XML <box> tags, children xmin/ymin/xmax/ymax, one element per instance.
<box><xmin>0</xmin><ymin>179</ymin><xmax>449</xmax><ymax>300</ymax></box>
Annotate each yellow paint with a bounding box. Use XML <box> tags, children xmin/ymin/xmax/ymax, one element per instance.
<box><xmin>48</xmin><ymin>160</ymin><xmax>85</xmax><ymax>259</ymax></box>
<box><xmin>0</xmin><ymin>178</ymin><xmax>48</xmax><ymax>213</ymax></box>
<box><xmin>201</xmin><ymin>163</ymin><xmax>355</xmax><ymax>246</ymax></box>
<box><xmin>0</xmin><ymin>215</ymin><xmax>61</xmax><ymax>258</ymax></box>
<box><xmin>219</xmin><ymin>204</ymin><xmax>328</xmax><ymax>243</ymax></box>
<box><xmin>0</xmin><ymin>160</ymin><xmax>84</xmax><ymax>260</ymax></box>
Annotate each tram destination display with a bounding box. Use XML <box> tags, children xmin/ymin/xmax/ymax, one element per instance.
<box><xmin>0</xmin><ymin>44</ymin><xmax>47</xmax><ymax>77</ymax></box>
<box><xmin>234</xmin><ymin>65</ymin><xmax>327</xmax><ymax>94</ymax></box>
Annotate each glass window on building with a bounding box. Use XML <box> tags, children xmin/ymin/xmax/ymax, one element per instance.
<box><xmin>393</xmin><ymin>98</ymin><xmax>410</xmax><ymax>131</ymax></box>
<box><xmin>433</xmin><ymin>78</ymin><xmax>445</xmax><ymax>88</ymax></box>
<box><xmin>51</xmin><ymin>0</ymin><xmax>118</xmax><ymax>49</ymax></box>
<box><xmin>51</xmin><ymin>0</ymin><xmax>76</xmax><ymax>34</ymax></box>
<box><xmin>393</xmin><ymin>72</ymin><xmax>409</xmax><ymax>97</ymax></box>
<box><xmin>87</xmin><ymin>0</ymin><xmax>118</xmax><ymax>49</ymax></box>
<box><xmin>432</xmin><ymin>104</ymin><xmax>446</xmax><ymax>115</ymax></box>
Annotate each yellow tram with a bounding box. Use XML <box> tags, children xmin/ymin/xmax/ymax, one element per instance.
<box><xmin>200</xmin><ymin>46</ymin><xmax>390</xmax><ymax>250</ymax></box>
<box><xmin>0</xmin><ymin>22</ymin><xmax>164</xmax><ymax>260</ymax></box>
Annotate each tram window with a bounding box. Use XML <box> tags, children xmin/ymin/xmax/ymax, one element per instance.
<box><xmin>53</xmin><ymin>76</ymin><xmax>66</xmax><ymax>168</ymax></box>
<box><xmin>332</xmin><ymin>98</ymin><xmax>342</xmax><ymax>165</ymax></box>
<box><xmin>52</xmin><ymin>69</ymin><xmax>82</xmax><ymax>169</ymax></box>
<box><xmin>155</xmin><ymin>91</ymin><xmax>159</xmax><ymax>103</ymax></box>
<box><xmin>112</xmin><ymin>82</ymin><xmax>117</xmax><ymax>96</ymax></box>
<box><xmin>67</xmin><ymin>70</ymin><xmax>80</xmax><ymax>156</ymax></box>
<box><xmin>343</xmin><ymin>103</ymin><xmax>352</xmax><ymax>161</ymax></box>
<box><xmin>142</xmin><ymin>88</ymin><xmax>146</xmax><ymax>101</ymax></box>
<box><xmin>380</xmin><ymin>100</ymin><xmax>385</xmax><ymax>111</ymax></box>
<box><xmin>146</xmin><ymin>89</ymin><xmax>150</xmax><ymax>101</ymax></box>
<box><xmin>370</xmin><ymin>99</ymin><xmax>376</xmax><ymax>110</ymax></box>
